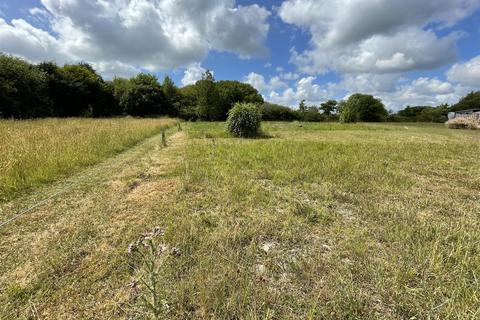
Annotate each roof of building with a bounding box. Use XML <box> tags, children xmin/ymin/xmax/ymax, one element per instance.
<box><xmin>456</xmin><ymin>108</ymin><xmax>480</xmax><ymax>114</ymax></box>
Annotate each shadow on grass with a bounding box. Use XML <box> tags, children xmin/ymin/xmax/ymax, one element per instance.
<box><xmin>201</xmin><ymin>131</ymin><xmax>277</xmax><ymax>140</ymax></box>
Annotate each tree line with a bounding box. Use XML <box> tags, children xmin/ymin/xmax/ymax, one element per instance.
<box><xmin>1</xmin><ymin>54</ymin><xmax>478</xmax><ymax>122</ymax></box>
<box><xmin>264</xmin><ymin>92</ymin><xmax>480</xmax><ymax>123</ymax></box>
<box><xmin>0</xmin><ymin>55</ymin><xmax>263</xmax><ymax>120</ymax></box>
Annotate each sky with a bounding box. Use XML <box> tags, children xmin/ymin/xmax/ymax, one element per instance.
<box><xmin>0</xmin><ymin>0</ymin><xmax>479</xmax><ymax>110</ymax></box>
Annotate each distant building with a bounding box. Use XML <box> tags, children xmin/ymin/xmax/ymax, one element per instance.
<box><xmin>448</xmin><ymin>108</ymin><xmax>480</xmax><ymax>120</ymax></box>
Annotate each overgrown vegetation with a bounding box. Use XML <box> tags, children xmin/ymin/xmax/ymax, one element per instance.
<box><xmin>1</xmin><ymin>122</ymin><xmax>478</xmax><ymax>319</ymax></box>
<box><xmin>339</xmin><ymin>94</ymin><xmax>388</xmax><ymax>123</ymax></box>
<box><xmin>3</xmin><ymin>54</ymin><xmax>478</xmax><ymax>124</ymax></box>
<box><xmin>226</xmin><ymin>103</ymin><xmax>262</xmax><ymax>137</ymax></box>
<box><xmin>0</xmin><ymin>118</ymin><xmax>176</xmax><ymax>201</ymax></box>
<box><xmin>0</xmin><ymin>54</ymin><xmax>263</xmax><ymax>120</ymax></box>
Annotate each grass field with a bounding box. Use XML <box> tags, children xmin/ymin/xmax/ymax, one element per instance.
<box><xmin>0</xmin><ymin>121</ymin><xmax>479</xmax><ymax>319</ymax></box>
<box><xmin>0</xmin><ymin>118</ymin><xmax>177</xmax><ymax>201</ymax></box>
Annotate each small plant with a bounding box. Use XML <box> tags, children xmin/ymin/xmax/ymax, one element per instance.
<box><xmin>226</xmin><ymin>103</ymin><xmax>262</xmax><ymax>138</ymax></box>
<box><xmin>127</xmin><ymin>227</ymin><xmax>180</xmax><ymax>319</ymax></box>
<box><xmin>446</xmin><ymin>117</ymin><xmax>479</xmax><ymax>129</ymax></box>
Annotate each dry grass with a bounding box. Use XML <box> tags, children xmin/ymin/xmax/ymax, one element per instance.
<box><xmin>0</xmin><ymin>128</ymin><xmax>186</xmax><ymax>319</ymax></box>
<box><xmin>0</xmin><ymin>121</ymin><xmax>479</xmax><ymax>319</ymax></box>
<box><xmin>0</xmin><ymin>118</ymin><xmax>177</xmax><ymax>201</ymax></box>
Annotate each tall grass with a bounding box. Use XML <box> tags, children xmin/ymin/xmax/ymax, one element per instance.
<box><xmin>0</xmin><ymin>118</ymin><xmax>176</xmax><ymax>201</ymax></box>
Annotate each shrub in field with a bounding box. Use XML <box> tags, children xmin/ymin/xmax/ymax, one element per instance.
<box><xmin>226</xmin><ymin>103</ymin><xmax>262</xmax><ymax>138</ymax></box>
<box><xmin>446</xmin><ymin>117</ymin><xmax>480</xmax><ymax>129</ymax></box>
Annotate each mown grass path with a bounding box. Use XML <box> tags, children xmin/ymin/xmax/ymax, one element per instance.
<box><xmin>0</xmin><ymin>128</ymin><xmax>186</xmax><ymax>319</ymax></box>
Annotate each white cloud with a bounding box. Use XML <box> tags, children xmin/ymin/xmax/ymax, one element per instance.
<box><xmin>279</xmin><ymin>72</ymin><xmax>300</xmax><ymax>80</ymax></box>
<box><xmin>338</xmin><ymin>74</ymin><xmax>468</xmax><ymax>110</ymax></box>
<box><xmin>244</xmin><ymin>72</ymin><xmax>288</xmax><ymax>92</ymax></box>
<box><xmin>0</xmin><ymin>0</ymin><xmax>271</xmax><ymax>76</ymax></box>
<box><xmin>268</xmin><ymin>76</ymin><xmax>336</xmax><ymax>107</ymax></box>
<box><xmin>94</xmin><ymin>61</ymin><xmax>141</xmax><ymax>79</ymax></box>
<box><xmin>0</xmin><ymin>18</ymin><xmax>67</xmax><ymax>63</ymax></box>
<box><xmin>447</xmin><ymin>55</ymin><xmax>480</xmax><ymax>86</ymax></box>
<box><xmin>279</xmin><ymin>0</ymin><xmax>479</xmax><ymax>75</ymax></box>
<box><xmin>244</xmin><ymin>72</ymin><xmax>267</xmax><ymax>91</ymax></box>
<box><xmin>264</xmin><ymin>73</ymin><xmax>470</xmax><ymax>110</ymax></box>
<box><xmin>269</xmin><ymin>76</ymin><xmax>289</xmax><ymax>90</ymax></box>
<box><xmin>28</xmin><ymin>7</ymin><xmax>49</xmax><ymax>17</ymax></box>
<box><xmin>379</xmin><ymin>78</ymin><xmax>467</xmax><ymax>110</ymax></box>
<box><xmin>181</xmin><ymin>63</ymin><xmax>207</xmax><ymax>86</ymax></box>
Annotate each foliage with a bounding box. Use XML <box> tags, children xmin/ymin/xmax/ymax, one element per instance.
<box><xmin>391</xmin><ymin>105</ymin><xmax>449</xmax><ymax>123</ymax></box>
<box><xmin>298</xmin><ymin>99</ymin><xmax>307</xmax><ymax>121</ymax></box>
<box><xmin>302</xmin><ymin>106</ymin><xmax>324</xmax><ymax>122</ymax></box>
<box><xmin>127</xmin><ymin>227</ymin><xmax>178</xmax><ymax>319</ymax></box>
<box><xmin>0</xmin><ymin>55</ymin><xmax>50</xmax><ymax>118</ymax></box>
<box><xmin>339</xmin><ymin>94</ymin><xmax>388</xmax><ymax>123</ymax></box>
<box><xmin>195</xmin><ymin>71</ymin><xmax>223</xmax><ymax>121</ymax></box>
<box><xmin>260</xmin><ymin>102</ymin><xmax>298</xmax><ymax>121</ymax></box>
<box><xmin>226</xmin><ymin>103</ymin><xmax>262</xmax><ymax>137</ymax></box>
<box><xmin>451</xmin><ymin>91</ymin><xmax>480</xmax><ymax>112</ymax></box>
<box><xmin>177</xmin><ymin>85</ymin><xmax>198</xmax><ymax>120</ymax></box>
<box><xmin>395</xmin><ymin>106</ymin><xmax>430</xmax><ymax>121</ymax></box>
<box><xmin>4</xmin><ymin>54</ymin><xmax>478</xmax><ymax>123</ymax></box>
<box><xmin>162</xmin><ymin>76</ymin><xmax>180</xmax><ymax>116</ymax></box>
<box><xmin>320</xmin><ymin>100</ymin><xmax>338</xmax><ymax>116</ymax></box>
<box><xmin>217</xmin><ymin>80</ymin><xmax>263</xmax><ymax>119</ymax></box>
<box><xmin>123</xmin><ymin>74</ymin><xmax>166</xmax><ymax>116</ymax></box>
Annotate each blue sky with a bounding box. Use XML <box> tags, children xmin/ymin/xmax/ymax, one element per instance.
<box><xmin>1</xmin><ymin>0</ymin><xmax>479</xmax><ymax>110</ymax></box>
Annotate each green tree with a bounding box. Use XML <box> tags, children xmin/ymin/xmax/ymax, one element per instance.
<box><xmin>320</xmin><ymin>100</ymin><xmax>337</xmax><ymax>116</ymax></box>
<box><xmin>54</xmin><ymin>63</ymin><xmax>107</xmax><ymax>117</ymax></box>
<box><xmin>217</xmin><ymin>80</ymin><xmax>263</xmax><ymax>120</ymax></box>
<box><xmin>417</xmin><ymin>104</ymin><xmax>449</xmax><ymax>123</ymax></box>
<box><xmin>123</xmin><ymin>73</ymin><xmax>166</xmax><ymax>116</ymax></box>
<box><xmin>0</xmin><ymin>55</ymin><xmax>50</xmax><ymax>118</ymax></box>
<box><xmin>177</xmin><ymin>84</ymin><xmax>198</xmax><ymax>120</ymax></box>
<box><xmin>396</xmin><ymin>106</ymin><xmax>430</xmax><ymax>121</ymax></box>
<box><xmin>260</xmin><ymin>102</ymin><xmax>298</xmax><ymax>121</ymax></box>
<box><xmin>298</xmin><ymin>99</ymin><xmax>307</xmax><ymax>121</ymax></box>
<box><xmin>162</xmin><ymin>76</ymin><xmax>180</xmax><ymax>116</ymax></box>
<box><xmin>196</xmin><ymin>71</ymin><xmax>222</xmax><ymax>121</ymax></box>
<box><xmin>303</xmin><ymin>106</ymin><xmax>324</xmax><ymax>122</ymax></box>
<box><xmin>112</xmin><ymin>77</ymin><xmax>132</xmax><ymax>115</ymax></box>
<box><xmin>451</xmin><ymin>91</ymin><xmax>480</xmax><ymax>112</ymax></box>
<box><xmin>339</xmin><ymin>94</ymin><xmax>388</xmax><ymax>123</ymax></box>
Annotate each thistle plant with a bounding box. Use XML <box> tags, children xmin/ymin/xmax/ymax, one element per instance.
<box><xmin>127</xmin><ymin>227</ymin><xmax>180</xmax><ymax>319</ymax></box>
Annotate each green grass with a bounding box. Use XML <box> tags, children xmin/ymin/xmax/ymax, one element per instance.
<box><xmin>0</xmin><ymin>118</ymin><xmax>177</xmax><ymax>201</ymax></box>
<box><xmin>0</xmin><ymin>121</ymin><xmax>479</xmax><ymax>319</ymax></box>
<box><xmin>153</xmin><ymin>122</ymin><xmax>480</xmax><ymax>319</ymax></box>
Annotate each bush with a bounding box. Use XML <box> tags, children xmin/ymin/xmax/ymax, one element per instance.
<box><xmin>261</xmin><ymin>102</ymin><xmax>298</xmax><ymax>121</ymax></box>
<box><xmin>339</xmin><ymin>94</ymin><xmax>388</xmax><ymax>123</ymax></box>
<box><xmin>446</xmin><ymin>117</ymin><xmax>479</xmax><ymax>130</ymax></box>
<box><xmin>226</xmin><ymin>103</ymin><xmax>262</xmax><ymax>137</ymax></box>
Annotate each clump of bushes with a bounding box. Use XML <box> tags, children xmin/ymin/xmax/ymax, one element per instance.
<box><xmin>226</xmin><ymin>103</ymin><xmax>262</xmax><ymax>137</ymax></box>
<box><xmin>339</xmin><ymin>94</ymin><xmax>388</xmax><ymax>123</ymax></box>
<box><xmin>446</xmin><ymin>117</ymin><xmax>479</xmax><ymax>129</ymax></box>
